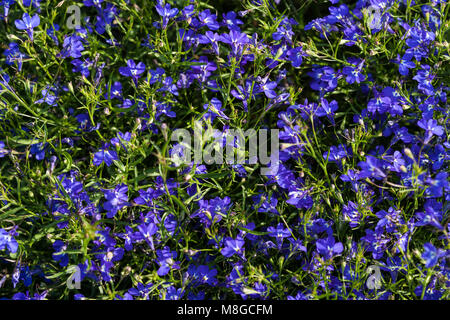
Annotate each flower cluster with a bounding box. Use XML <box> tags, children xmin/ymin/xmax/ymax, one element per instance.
<box><xmin>0</xmin><ymin>0</ymin><xmax>448</xmax><ymax>300</ymax></box>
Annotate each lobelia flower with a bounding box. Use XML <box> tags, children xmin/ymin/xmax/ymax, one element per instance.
<box><xmin>342</xmin><ymin>57</ymin><xmax>366</xmax><ymax>84</ymax></box>
<box><xmin>71</xmin><ymin>58</ymin><xmax>93</xmax><ymax>78</ymax></box>
<box><xmin>417</xmin><ymin>118</ymin><xmax>444</xmax><ymax>144</ymax></box>
<box><xmin>323</xmin><ymin>144</ymin><xmax>349</xmax><ymax>164</ymax></box>
<box><xmin>308</xmin><ymin>65</ymin><xmax>339</xmax><ymax>93</ymax></box>
<box><xmin>395</xmin><ymin>52</ymin><xmax>416</xmax><ymax>76</ymax></box>
<box><xmin>156</xmin><ymin>246</ymin><xmax>181</xmax><ymax>276</ymax></box>
<box><xmin>198</xmin><ymin>9</ymin><xmax>220</xmax><ymax>30</ymax></box>
<box><xmin>83</xmin><ymin>0</ymin><xmax>103</xmax><ymax>8</ymax></box>
<box><xmin>421</xmin><ymin>243</ymin><xmax>446</xmax><ymax>268</ymax></box>
<box><xmin>375</xmin><ymin>207</ymin><xmax>404</xmax><ymax>233</ymax></box>
<box><xmin>0</xmin><ymin>227</ymin><xmax>18</xmax><ymax>253</ymax></box>
<box><xmin>316</xmin><ymin>236</ymin><xmax>343</xmax><ymax>260</ymax></box>
<box><xmin>383</xmin><ymin>151</ymin><xmax>405</xmax><ymax>173</ymax></box>
<box><xmin>258</xmin><ymin>77</ymin><xmax>278</xmax><ymax>99</ymax></box>
<box><xmin>119</xmin><ymin>59</ymin><xmax>146</xmax><ymax>86</ymax></box>
<box><xmin>367</xmin><ymin>92</ymin><xmax>390</xmax><ymax>115</ymax></box>
<box><xmin>267</xmin><ymin>223</ymin><xmax>291</xmax><ymax>248</ymax></box>
<box><xmin>202</xmin><ymin>97</ymin><xmax>229</xmax><ymax>122</ymax></box>
<box><xmin>198</xmin><ymin>31</ymin><xmax>222</xmax><ymax>55</ymax></box>
<box><xmin>97</xmin><ymin>246</ymin><xmax>124</xmax><ymax>281</ymax></box>
<box><xmin>103</xmin><ymin>183</ymin><xmax>129</xmax><ymax>218</ymax></box>
<box><xmin>248</xmin><ymin>282</ymin><xmax>268</xmax><ymax>299</ymax></box>
<box><xmin>358</xmin><ymin>155</ymin><xmax>387</xmax><ymax>180</ymax></box>
<box><xmin>225</xmin><ymin>262</ymin><xmax>247</xmax><ymax>298</ymax></box>
<box><xmin>157</xmin><ymin>76</ymin><xmax>178</xmax><ymax>95</ymax></box>
<box><xmin>221</xmin><ymin>236</ymin><xmax>245</xmax><ymax>258</ymax></box>
<box><xmin>340</xmin><ymin>169</ymin><xmax>363</xmax><ymax>192</ymax></box>
<box><xmin>220</xmin><ymin>29</ymin><xmax>249</xmax><ymax>56</ymax></box>
<box><xmin>127</xmin><ymin>282</ymin><xmax>153</xmax><ymax>300</ymax></box>
<box><xmin>147</xmin><ymin>67</ymin><xmax>165</xmax><ymax>85</ymax></box>
<box><xmin>230</xmin><ymin>80</ymin><xmax>256</xmax><ymax>111</ymax></box>
<box><xmin>192</xmin><ymin>196</ymin><xmax>232</xmax><ymax>228</ymax></box>
<box><xmin>1</xmin><ymin>0</ymin><xmax>16</xmax><ymax>18</ymax></box>
<box><xmin>287</xmin><ymin>291</ymin><xmax>311</xmax><ymax>300</ymax></box>
<box><xmin>52</xmin><ymin>240</ymin><xmax>69</xmax><ymax>267</ymax></box>
<box><xmin>326</xmin><ymin>4</ymin><xmax>350</xmax><ymax>24</ymax></box>
<box><xmin>222</xmin><ymin>11</ymin><xmax>243</xmax><ymax>31</ymax></box>
<box><xmin>187</xmin><ymin>265</ymin><xmax>218</xmax><ymax>286</ymax></box>
<box><xmin>4</xmin><ymin>42</ymin><xmax>27</xmax><ymax>71</ymax></box>
<box><xmin>316</xmin><ymin>98</ymin><xmax>338</xmax><ymax>124</ymax></box>
<box><xmin>105</xmin><ymin>81</ymin><xmax>122</xmax><ymax>100</ymax></box>
<box><xmin>36</xmin><ymin>88</ymin><xmax>58</xmax><ymax>106</ymax></box>
<box><xmin>30</xmin><ymin>142</ymin><xmax>48</xmax><ymax>160</ymax></box>
<box><xmin>137</xmin><ymin>222</ymin><xmax>158</xmax><ymax>250</ymax></box>
<box><xmin>117</xmin><ymin>226</ymin><xmax>139</xmax><ymax>251</ymax></box>
<box><xmin>343</xmin><ymin>201</ymin><xmax>362</xmax><ymax>228</ymax></box>
<box><xmin>413</xmin><ymin>65</ymin><xmax>435</xmax><ymax>95</ymax></box>
<box><xmin>0</xmin><ymin>140</ymin><xmax>8</xmax><ymax>157</ymax></box>
<box><xmin>429</xmin><ymin>144</ymin><xmax>448</xmax><ymax>171</ymax></box>
<box><xmin>273</xmin><ymin>24</ymin><xmax>294</xmax><ymax>43</ymax></box>
<box><xmin>379</xmin><ymin>256</ymin><xmax>407</xmax><ymax>283</ymax></box>
<box><xmin>155</xmin><ymin>101</ymin><xmax>176</xmax><ymax>119</ymax></box>
<box><xmin>22</xmin><ymin>0</ymin><xmax>41</xmax><ymax>9</ymax></box>
<box><xmin>93</xmin><ymin>143</ymin><xmax>118</xmax><ymax>167</ymax></box>
<box><xmin>424</xmin><ymin>172</ymin><xmax>449</xmax><ymax>198</ymax></box>
<box><xmin>12</xmin><ymin>291</ymin><xmax>48</xmax><ymax>300</ymax></box>
<box><xmin>156</xmin><ymin>2</ymin><xmax>179</xmax><ymax>29</ymax></box>
<box><xmin>95</xmin><ymin>3</ymin><xmax>119</xmax><ymax>35</ymax></box>
<box><xmin>253</xmin><ymin>193</ymin><xmax>279</xmax><ymax>215</ymax></box>
<box><xmin>361</xmin><ymin>228</ymin><xmax>390</xmax><ymax>260</ymax></box>
<box><xmin>287</xmin><ymin>47</ymin><xmax>306</xmax><ymax>68</ymax></box>
<box><xmin>162</xmin><ymin>286</ymin><xmax>184</xmax><ymax>300</ymax></box>
<box><xmin>110</xmin><ymin>131</ymin><xmax>131</xmax><ymax>150</ymax></box>
<box><xmin>58</xmin><ymin>34</ymin><xmax>85</xmax><ymax>59</ymax></box>
<box><xmin>46</xmin><ymin>24</ymin><xmax>60</xmax><ymax>45</ymax></box>
<box><xmin>15</xmin><ymin>13</ymin><xmax>40</xmax><ymax>41</ymax></box>
<box><xmin>286</xmin><ymin>186</ymin><xmax>313</xmax><ymax>209</ymax></box>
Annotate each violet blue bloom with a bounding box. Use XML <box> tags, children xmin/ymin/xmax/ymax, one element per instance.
<box><xmin>15</xmin><ymin>13</ymin><xmax>40</xmax><ymax>41</ymax></box>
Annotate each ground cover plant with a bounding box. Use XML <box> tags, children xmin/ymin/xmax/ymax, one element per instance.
<box><xmin>0</xmin><ymin>0</ymin><xmax>449</xmax><ymax>300</ymax></box>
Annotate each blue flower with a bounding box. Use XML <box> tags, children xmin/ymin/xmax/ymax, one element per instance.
<box><xmin>58</xmin><ymin>34</ymin><xmax>85</xmax><ymax>59</ymax></box>
<box><xmin>287</xmin><ymin>47</ymin><xmax>306</xmax><ymax>68</ymax></box>
<box><xmin>358</xmin><ymin>155</ymin><xmax>387</xmax><ymax>180</ymax></box>
<box><xmin>30</xmin><ymin>142</ymin><xmax>48</xmax><ymax>160</ymax></box>
<box><xmin>137</xmin><ymin>222</ymin><xmax>158</xmax><ymax>250</ymax></box>
<box><xmin>35</xmin><ymin>88</ymin><xmax>58</xmax><ymax>106</ymax></box>
<box><xmin>222</xmin><ymin>11</ymin><xmax>243</xmax><ymax>31</ymax></box>
<box><xmin>316</xmin><ymin>98</ymin><xmax>338</xmax><ymax>123</ymax></box>
<box><xmin>156</xmin><ymin>2</ymin><xmax>179</xmax><ymax>29</ymax></box>
<box><xmin>4</xmin><ymin>42</ymin><xmax>27</xmax><ymax>71</ymax></box>
<box><xmin>198</xmin><ymin>9</ymin><xmax>220</xmax><ymax>30</ymax></box>
<box><xmin>342</xmin><ymin>58</ymin><xmax>366</xmax><ymax>84</ymax></box>
<box><xmin>156</xmin><ymin>246</ymin><xmax>180</xmax><ymax>276</ymax></box>
<box><xmin>52</xmin><ymin>240</ymin><xmax>69</xmax><ymax>267</ymax></box>
<box><xmin>221</xmin><ymin>236</ymin><xmax>245</xmax><ymax>258</ymax></box>
<box><xmin>316</xmin><ymin>236</ymin><xmax>343</xmax><ymax>260</ymax></box>
<box><xmin>417</xmin><ymin>118</ymin><xmax>444</xmax><ymax>144</ymax></box>
<box><xmin>421</xmin><ymin>243</ymin><xmax>445</xmax><ymax>268</ymax></box>
<box><xmin>103</xmin><ymin>183</ymin><xmax>128</xmax><ymax>218</ymax></box>
<box><xmin>119</xmin><ymin>59</ymin><xmax>146</xmax><ymax>86</ymax></box>
<box><xmin>267</xmin><ymin>223</ymin><xmax>291</xmax><ymax>248</ymax></box>
<box><xmin>0</xmin><ymin>140</ymin><xmax>8</xmax><ymax>157</ymax></box>
<box><xmin>93</xmin><ymin>143</ymin><xmax>118</xmax><ymax>167</ymax></box>
<box><xmin>162</xmin><ymin>286</ymin><xmax>184</xmax><ymax>300</ymax></box>
<box><xmin>343</xmin><ymin>201</ymin><xmax>362</xmax><ymax>228</ymax></box>
<box><xmin>14</xmin><ymin>13</ymin><xmax>40</xmax><ymax>40</ymax></box>
<box><xmin>396</xmin><ymin>52</ymin><xmax>416</xmax><ymax>76</ymax></box>
<box><xmin>0</xmin><ymin>227</ymin><xmax>18</xmax><ymax>253</ymax></box>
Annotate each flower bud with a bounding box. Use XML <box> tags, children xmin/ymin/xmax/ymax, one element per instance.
<box><xmin>404</xmin><ymin>148</ymin><xmax>414</xmax><ymax>160</ymax></box>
